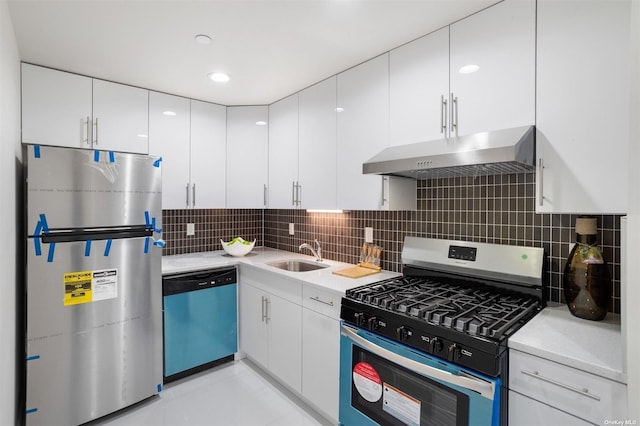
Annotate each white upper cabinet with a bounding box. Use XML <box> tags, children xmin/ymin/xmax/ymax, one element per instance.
<box><xmin>449</xmin><ymin>0</ymin><xmax>535</xmax><ymax>137</ymax></box>
<box><xmin>298</xmin><ymin>77</ymin><xmax>337</xmax><ymax>210</ymax></box>
<box><xmin>22</xmin><ymin>63</ymin><xmax>149</xmax><ymax>154</ymax></box>
<box><xmin>536</xmin><ymin>0</ymin><xmax>630</xmax><ymax>214</ymax></box>
<box><xmin>148</xmin><ymin>91</ymin><xmax>191</xmax><ymax>209</ymax></box>
<box><xmin>226</xmin><ymin>106</ymin><xmax>269</xmax><ymax>208</ymax></box>
<box><xmin>268</xmin><ymin>94</ymin><xmax>299</xmax><ymax>208</ymax></box>
<box><xmin>389</xmin><ymin>27</ymin><xmax>449</xmax><ymax>145</ymax></box>
<box><xmin>190</xmin><ymin>100</ymin><xmax>226</xmax><ymax>209</ymax></box>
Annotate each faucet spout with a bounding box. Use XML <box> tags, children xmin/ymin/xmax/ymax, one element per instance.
<box><xmin>299</xmin><ymin>239</ymin><xmax>322</xmax><ymax>262</ymax></box>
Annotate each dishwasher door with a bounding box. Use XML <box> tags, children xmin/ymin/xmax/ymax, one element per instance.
<box><xmin>163</xmin><ymin>267</ymin><xmax>237</xmax><ymax>382</ymax></box>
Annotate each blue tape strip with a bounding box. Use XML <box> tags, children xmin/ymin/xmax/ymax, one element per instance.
<box><xmin>157</xmin><ymin>384</ymin><xmax>162</xmax><ymax>392</ymax></box>
<box><xmin>47</xmin><ymin>243</ymin><xmax>56</xmax><ymax>263</ymax></box>
<box><xmin>34</xmin><ymin>145</ymin><xmax>41</xmax><ymax>158</ymax></box>
<box><xmin>26</xmin><ymin>355</ymin><xmax>40</xmax><ymax>361</ymax></box>
<box><xmin>34</xmin><ymin>220</ymin><xmax>43</xmax><ymax>237</ymax></box>
<box><xmin>144</xmin><ymin>237</ymin><xmax>150</xmax><ymax>254</ymax></box>
<box><xmin>153</xmin><ymin>157</ymin><xmax>162</xmax><ymax>168</ymax></box>
<box><xmin>34</xmin><ymin>237</ymin><xmax>42</xmax><ymax>256</ymax></box>
<box><xmin>104</xmin><ymin>239</ymin><xmax>112</xmax><ymax>257</ymax></box>
<box><xmin>39</xmin><ymin>214</ymin><xmax>49</xmax><ymax>234</ymax></box>
<box><xmin>84</xmin><ymin>240</ymin><xmax>92</xmax><ymax>257</ymax></box>
<box><xmin>94</xmin><ymin>150</ymin><xmax>100</xmax><ymax>162</ymax></box>
<box><xmin>144</xmin><ymin>211</ymin><xmax>151</xmax><ymax>227</ymax></box>
<box><xmin>109</xmin><ymin>151</ymin><xmax>115</xmax><ymax>163</ymax></box>
<box><xmin>26</xmin><ymin>408</ymin><xmax>38</xmax><ymax>415</ymax></box>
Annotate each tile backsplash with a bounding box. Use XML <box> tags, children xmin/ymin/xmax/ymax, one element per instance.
<box><xmin>163</xmin><ymin>173</ymin><xmax>622</xmax><ymax>314</ymax></box>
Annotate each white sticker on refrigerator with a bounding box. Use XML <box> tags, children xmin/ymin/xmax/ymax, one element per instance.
<box><xmin>353</xmin><ymin>362</ymin><xmax>382</xmax><ymax>402</ymax></box>
<box><xmin>382</xmin><ymin>382</ymin><xmax>421</xmax><ymax>426</ymax></box>
<box><xmin>63</xmin><ymin>269</ymin><xmax>117</xmax><ymax>306</ymax></box>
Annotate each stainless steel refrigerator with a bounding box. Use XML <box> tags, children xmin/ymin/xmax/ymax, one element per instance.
<box><xmin>24</xmin><ymin>144</ymin><xmax>164</xmax><ymax>425</ymax></box>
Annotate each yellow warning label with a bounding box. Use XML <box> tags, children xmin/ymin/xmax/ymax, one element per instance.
<box><xmin>63</xmin><ymin>270</ymin><xmax>92</xmax><ymax>306</ymax></box>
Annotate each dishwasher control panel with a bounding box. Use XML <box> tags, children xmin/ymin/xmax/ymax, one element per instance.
<box><xmin>162</xmin><ymin>268</ymin><xmax>237</xmax><ymax>296</ymax></box>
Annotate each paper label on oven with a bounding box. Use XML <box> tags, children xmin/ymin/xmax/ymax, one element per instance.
<box><xmin>382</xmin><ymin>382</ymin><xmax>421</xmax><ymax>426</ymax></box>
<box><xmin>353</xmin><ymin>362</ymin><xmax>382</xmax><ymax>402</ymax></box>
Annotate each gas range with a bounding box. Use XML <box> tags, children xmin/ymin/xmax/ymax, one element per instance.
<box><xmin>340</xmin><ymin>237</ymin><xmax>545</xmax><ymax>377</ymax></box>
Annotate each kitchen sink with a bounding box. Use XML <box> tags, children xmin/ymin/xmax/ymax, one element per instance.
<box><xmin>266</xmin><ymin>259</ymin><xmax>329</xmax><ymax>272</ymax></box>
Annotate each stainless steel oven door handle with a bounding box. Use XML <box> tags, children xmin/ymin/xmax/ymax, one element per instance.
<box><xmin>341</xmin><ymin>324</ymin><xmax>496</xmax><ymax>399</ymax></box>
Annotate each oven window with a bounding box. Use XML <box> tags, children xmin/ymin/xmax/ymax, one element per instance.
<box><xmin>351</xmin><ymin>346</ymin><xmax>469</xmax><ymax>426</ymax></box>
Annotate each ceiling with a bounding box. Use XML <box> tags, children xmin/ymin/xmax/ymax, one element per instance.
<box><xmin>8</xmin><ymin>0</ymin><xmax>500</xmax><ymax>106</ymax></box>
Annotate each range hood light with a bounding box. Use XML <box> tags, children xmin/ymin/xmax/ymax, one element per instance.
<box><xmin>306</xmin><ymin>209</ymin><xmax>344</xmax><ymax>214</ymax></box>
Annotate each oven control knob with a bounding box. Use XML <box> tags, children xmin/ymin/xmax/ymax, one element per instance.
<box><xmin>354</xmin><ymin>312</ymin><xmax>366</xmax><ymax>326</ymax></box>
<box><xmin>396</xmin><ymin>326</ymin><xmax>409</xmax><ymax>341</ymax></box>
<box><xmin>368</xmin><ymin>317</ymin><xmax>379</xmax><ymax>331</ymax></box>
<box><xmin>429</xmin><ymin>337</ymin><xmax>443</xmax><ymax>353</ymax></box>
<box><xmin>447</xmin><ymin>344</ymin><xmax>462</xmax><ymax>362</ymax></box>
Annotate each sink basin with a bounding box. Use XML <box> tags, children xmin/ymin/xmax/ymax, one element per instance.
<box><xmin>266</xmin><ymin>259</ymin><xmax>329</xmax><ymax>272</ymax></box>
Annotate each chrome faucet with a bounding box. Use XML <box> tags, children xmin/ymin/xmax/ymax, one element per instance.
<box><xmin>299</xmin><ymin>239</ymin><xmax>322</xmax><ymax>262</ymax></box>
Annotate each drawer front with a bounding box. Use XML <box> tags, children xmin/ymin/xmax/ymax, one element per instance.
<box><xmin>509</xmin><ymin>350</ymin><xmax>627</xmax><ymax>424</ymax></box>
<box><xmin>509</xmin><ymin>391</ymin><xmax>592</xmax><ymax>426</ymax></box>
<box><xmin>302</xmin><ymin>284</ymin><xmax>342</xmax><ymax>319</ymax></box>
<box><xmin>240</xmin><ymin>265</ymin><xmax>301</xmax><ymax>304</ymax></box>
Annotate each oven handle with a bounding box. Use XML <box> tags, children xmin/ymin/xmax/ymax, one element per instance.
<box><xmin>341</xmin><ymin>324</ymin><xmax>496</xmax><ymax>400</ymax></box>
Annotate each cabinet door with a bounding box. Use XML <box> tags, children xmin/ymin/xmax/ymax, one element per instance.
<box><xmin>239</xmin><ymin>283</ymin><xmax>269</xmax><ymax>369</ymax></box>
<box><xmin>92</xmin><ymin>79</ymin><xmax>149</xmax><ymax>154</ymax></box>
<box><xmin>389</xmin><ymin>27</ymin><xmax>449</xmax><ymax>145</ymax></box>
<box><xmin>268</xmin><ymin>294</ymin><xmax>302</xmax><ymax>393</ymax></box>
<box><xmin>536</xmin><ymin>0</ymin><xmax>630</xmax><ymax>213</ymax></box>
<box><xmin>302</xmin><ymin>309</ymin><xmax>340</xmax><ymax>423</ymax></box>
<box><xmin>298</xmin><ymin>77</ymin><xmax>338</xmax><ymax>210</ymax></box>
<box><xmin>336</xmin><ymin>54</ymin><xmax>389</xmax><ymax>210</ymax></box>
<box><xmin>226</xmin><ymin>106</ymin><xmax>269</xmax><ymax>208</ymax></box>
<box><xmin>148</xmin><ymin>91</ymin><xmax>191</xmax><ymax>209</ymax></box>
<box><xmin>449</xmin><ymin>0</ymin><xmax>535</xmax><ymax>137</ymax></box>
<box><xmin>268</xmin><ymin>94</ymin><xmax>299</xmax><ymax>208</ymax></box>
<box><xmin>509</xmin><ymin>391</ymin><xmax>592</xmax><ymax>426</ymax></box>
<box><xmin>21</xmin><ymin>63</ymin><xmax>92</xmax><ymax>148</ymax></box>
<box><xmin>190</xmin><ymin>100</ymin><xmax>226</xmax><ymax>208</ymax></box>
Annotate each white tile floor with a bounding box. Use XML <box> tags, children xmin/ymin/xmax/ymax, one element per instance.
<box><xmin>90</xmin><ymin>360</ymin><xmax>332</xmax><ymax>426</ymax></box>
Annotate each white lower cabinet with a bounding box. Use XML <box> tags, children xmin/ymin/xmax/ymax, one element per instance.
<box><xmin>239</xmin><ymin>267</ymin><xmax>302</xmax><ymax>393</ymax></box>
<box><xmin>509</xmin><ymin>349</ymin><xmax>627</xmax><ymax>425</ymax></box>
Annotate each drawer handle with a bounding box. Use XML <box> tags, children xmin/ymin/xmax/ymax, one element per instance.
<box><xmin>310</xmin><ymin>296</ymin><xmax>334</xmax><ymax>306</ymax></box>
<box><xmin>521</xmin><ymin>369</ymin><xmax>601</xmax><ymax>401</ymax></box>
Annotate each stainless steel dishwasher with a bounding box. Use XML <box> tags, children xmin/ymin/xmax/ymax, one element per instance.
<box><xmin>162</xmin><ymin>267</ymin><xmax>237</xmax><ymax>383</ymax></box>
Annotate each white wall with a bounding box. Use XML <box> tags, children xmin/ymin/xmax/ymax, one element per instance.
<box><xmin>626</xmin><ymin>0</ymin><xmax>639</xmax><ymax>420</ymax></box>
<box><xmin>0</xmin><ymin>0</ymin><xmax>21</xmax><ymax>424</ymax></box>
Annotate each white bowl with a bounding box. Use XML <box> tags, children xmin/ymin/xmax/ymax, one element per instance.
<box><xmin>220</xmin><ymin>238</ymin><xmax>256</xmax><ymax>257</ymax></box>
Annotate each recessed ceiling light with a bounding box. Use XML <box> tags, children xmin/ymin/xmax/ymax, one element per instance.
<box><xmin>163</xmin><ymin>111</ymin><xmax>176</xmax><ymax>116</ymax></box>
<box><xmin>256</xmin><ymin>121</ymin><xmax>267</xmax><ymax>126</ymax></box>
<box><xmin>208</xmin><ymin>72</ymin><xmax>230</xmax><ymax>83</ymax></box>
<box><xmin>194</xmin><ymin>34</ymin><xmax>212</xmax><ymax>44</ymax></box>
<box><xmin>335</xmin><ymin>107</ymin><xmax>344</xmax><ymax>113</ymax></box>
<box><xmin>137</xmin><ymin>134</ymin><xmax>148</xmax><ymax>138</ymax></box>
<box><xmin>459</xmin><ymin>64</ymin><xmax>480</xmax><ymax>74</ymax></box>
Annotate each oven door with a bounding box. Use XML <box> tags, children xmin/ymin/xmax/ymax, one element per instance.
<box><xmin>339</xmin><ymin>323</ymin><xmax>500</xmax><ymax>426</ymax></box>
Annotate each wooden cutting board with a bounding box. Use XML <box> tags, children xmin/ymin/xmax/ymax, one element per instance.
<box><xmin>333</xmin><ymin>264</ymin><xmax>381</xmax><ymax>279</ymax></box>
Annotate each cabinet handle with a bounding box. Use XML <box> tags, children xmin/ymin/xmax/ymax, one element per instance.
<box><xmin>261</xmin><ymin>296</ymin><xmax>266</xmax><ymax>322</ymax></box>
<box><xmin>291</xmin><ymin>181</ymin><xmax>296</xmax><ymax>206</ymax></box>
<box><xmin>263</xmin><ymin>184</ymin><xmax>268</xmax><ymax>207</ymax></box>
<box><xmin>310</xmin><ymin>296</ymin><xmax>334</xmax><ymax>306</ymax></box>
<box><xmin>381</xmin><ymin>176</ymin><xmax>388</xmax><ymax>207</ymax></box>
<box><xmin>185</xmin><ymin>183</ymin><xmax>190</xmax><ymax>208</ymax></box>
<box><xmin>93</xmin><ymin>118</ymin><xmax>99</xmax><ymax>145</ymax></box>
<box><xmin>450</xmin><ymin>93</ymin><xmax>458</xmax><ymax>136</ymax></box>
<box><xmin>297</xmin><ymin>182</ymin><xmax>302</xmax><ymax>206</ymax></box>
<box><xmin>265</xmin><ymin>298</ymin><xmax>271</xmax><ymax>323</ymax></box>
<box><xmin>192</xmin><ymin>183</ymin><xmax>196</xmax><ymax>207</ymax></box>
<box><xmin>520</xmin><ymin>369</ymin><xmax>601</xmax><ymax>401</ymax></box>
<box><xmin>538</xmin><ymin>158</ymin><xmax>544</xmax><ymax>207</ymax></box>
<box><xmin>83</xmin><ymin>116</ymin><xmax>91</xmax><ymax>145</ymax></box>
<box><xmin>441</xmin><ymin>95</ymin><xmax>447</xmax><ymax>134</ymax></box>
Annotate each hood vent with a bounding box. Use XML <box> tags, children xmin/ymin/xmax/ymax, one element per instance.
<box><xmin>363</xmin><ymin>126</ymin><xmax>535</xmax><ymax>180</ymax></box>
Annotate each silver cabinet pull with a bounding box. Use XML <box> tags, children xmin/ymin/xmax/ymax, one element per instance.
<box><xmin>520</xmin><ymin>370</ymin><xmax>601</xmax><ymax>401</ymax></box>
<box><xmin>380</xmin><ymin>176</ymin><xmax>388</xmax><ymax>207</ymax></box>
<box><xmin>538</xmin><ymin>158</ymin><xmax>544</xmax><ymax>207</ymax></box>
<box><xmin>192</xmin><ymin>183</ymin><xmax>196</xmax><ymax>207</ymax></box>
<box><xmin>83</xmin><ymin>116</ymin><xmax>91</xmax><ymax>144</ymax></box>
<box><xmin>93</xmin><ymin>118</ymin><xmax>99</xmax><ymax>145</ymax></box>
<box><xmin>441</xmin><ymin>95</ymin><xmax>447</xmax><ymax>134</ymax></box>
<box><xmin>185</xmin><ymin>183</ymin><xmax>190</xmax><ymax>208</ymax></box>
<box><xmin>265</xmin><ymin>298</ymin><xmax>271</xmax><ymax>323</ymax></box>
<box><xmin>450</xmin><ymin>93</ymin><xmax>458</xmax><ymax>136</ymax></box>
<box><xmin>261</xmin><ymin>296</ymin><xmax>266</xmax><ymax>322</ymax></box>
<box><xmin>310</xmin><ymin>296</ymin><xmax>334</xmax><ymax>306</ymax></box>
<box><xmin>297</xmin><ymin>182</ymin><xmax>302</xmax><ymax>206</ymax></box>
<box><xmin>291</xmin><ymin>181</ymin><xmax>296</xmax><ymax>206</ymax></box>
<box><xmin>263</xmin><ymin>184</ymin><xmax>268</xmax><ymax>207</ymax></box>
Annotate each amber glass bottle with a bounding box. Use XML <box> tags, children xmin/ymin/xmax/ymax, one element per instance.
<box><xmin>563</xmin><ymin>217</ymin><xmax>612</xmax><ymax>321</ymax></box>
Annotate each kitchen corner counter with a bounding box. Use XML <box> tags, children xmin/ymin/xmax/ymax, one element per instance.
<box><xmin>162</xmin><ymin>246</ymin><xmax>401</xmax><ymax>294</ymax></box>
<box><xmin>509</xmin><ymin>304</ymin><xmax>625</xmax><ymax>383</ymax></box>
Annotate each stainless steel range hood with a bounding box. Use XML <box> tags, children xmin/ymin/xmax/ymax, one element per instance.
<box><xmin>363</xmin><ymin>126</ymin><xmax>535</xmax><ymax>179</ymax></box>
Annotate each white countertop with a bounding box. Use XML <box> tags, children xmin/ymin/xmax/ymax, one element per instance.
<box><xmin>162</xmin><ymin>246</ymin><xmax>401</xmax><ymax>294</ymax></box>
<box><xmin>509</xmin><ymin>303</ymin><xmax>625</xmax><ymax>384</ymax></box>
